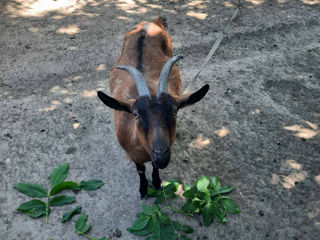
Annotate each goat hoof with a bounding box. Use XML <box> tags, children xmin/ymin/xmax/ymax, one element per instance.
<box><xmin>152</xmin><ymin>183</ymin><xmax>161</xmax><ymax>190</ymax></box>
<box><xmin>140</xmin><ymin>193</ymin><xmax>148</xmax><ymax>200</ymax></box>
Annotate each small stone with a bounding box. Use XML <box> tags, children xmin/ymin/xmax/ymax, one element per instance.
<box><xmin>66</xmin><ymin>147</ymin><xmax>77</xmax><ymax>154</ymax></box>
<box><xmin>114</xmin><ymin>228</ymin><xmax>122</xmax><ymax>238</ymax></box>
<box><xmin>259</xmin><ymin>210</ymin><xmax>264</xmax><ymax>217</ymax></box>
<box><xmin>4</xmin><ymin>133</ymin><xmax>12</xmax><ymax>139</ymax></box>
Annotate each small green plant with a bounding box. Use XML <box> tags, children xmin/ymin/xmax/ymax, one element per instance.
<box><xmin>14</xmin><ymin>163</ymin><xmax>104</xmax><ymax>224</ymax></box>
<box><xmin>127</xmin><ymin>176</ymin><xmax>240</xmax><ymax>239</ymax></box>
<box><xmin>74</xmin><ymin>214</ymin><xmax>107</xmax><ymax>240</ymax></box>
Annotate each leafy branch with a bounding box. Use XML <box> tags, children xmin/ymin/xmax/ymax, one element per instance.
<box><xmin>14</xmin><ymin>163</ymin><xmax>106</xmax><ymax>239</ymax></box>
<box><xmin>127</xmin><ymin>176</ymin><xmax>240</xmax><ymax>239</ymax></box>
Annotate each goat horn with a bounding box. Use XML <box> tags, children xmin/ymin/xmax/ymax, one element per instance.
<box><xmin>157</xmin><ymin>54</ymin><xmax>184</xmax><ymax>97</ymax></box>
<box><xmin>116</xmin><ymin>65</ymin><xmax>151</xmax><ymax>97</ymax></box>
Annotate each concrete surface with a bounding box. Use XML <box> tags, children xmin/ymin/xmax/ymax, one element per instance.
<box><xmin>1</xmin><ymin>0</ymin><xmax>320</xmax><ymax>239</ymax></box>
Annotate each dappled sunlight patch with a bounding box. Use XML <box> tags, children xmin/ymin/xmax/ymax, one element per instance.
<box><xmin>287</xmin><ymin>160</ymin><xmax>302</xmax><ymax>170</ymax></box>
<box><xmin>96</xmin><ymin>64</ymin><xmax>106</xmax><ymax>71</ymax></box>
<box><xmin>69</xmin><ymin>46</ymin><xmax>78</xmax><ymax>51</ymax></box>
<box><xmin>250</xmin><ymin>109</ymin><xmax>260</xmax><ymax>115</ymax></box>
<box><xmin>215</xmin><ymin>127</ymin><xmax>229</xmax><ymax>138</ymax></box>
<box><xmin>246</xmin><ymin>0</ymin><xmax>265</xmax><ymax>4</ymax></box>
<box><xmin>50</xmin><ymin>85</ymin><xmax>61</xmax><ymax>93</ymax></box>
<box><xmin>5</xmin><ymin>0</ymin><xmax>87</xmax><ymax>18</ymax></box>
<box><xmin>284</xmin><ymin>121</ymin><xmax>319</xmax><ymax>139</ymax></box>
<box><xmin>271</xmin><ymin>160</ymin><xmax>307</xmax><ymax>189</ymax></box>
<box><xmin>175</xmin><ymin>184</ymin><xmax>185</xmax><ymax>199</ymax></box>
<box><xmin>116</xmin><ymin>0</ymin><xmax>148</xmax><ymax>14</ymax></box>
<box><xmin>73</xmin><ymin>76</ymin><xmax>83</xmax><ymax>81</ymax></box>
<box><xmin>189</xmin><ymin>134</ymin><xmax>210</xmax><ymax>149</ymax></box>
<box><xmin>314</xmin><ymin>175</ymin><xmax>320</xmax><ymax>185</ymax></box>
<box><xmin>63</xmin><ymin>97</ymin><xmax>73</xmax><ymax>104</ymax></box>
<box><xmin>51</xmin><ymin>15</ymin><xmax>65</xmax><ymax>20</ymax></box>
<box><xmin>117</xmin><ymin>16</ymin><xmax>130</xmax><ymax>20</ymax></box>
<box><xmin>39</xmin><ymin>100</ymin><xmax>62</xmax><ymax>112</ymax></box>
<box><xmin>82</xmin><ymin>90</ymin><xmax>97</xmax><ymax>98</ymax></box>
<box><xmin>183</xmin><ymin>0</ymin><xmax>208</xmax><ymax>9</ymax></box>
<box><xmin>224</xmin><ymin>1</ymin><xmax>235</xmax><ymax>7</ymax></box>
<box><xmin>186</xmin><ymin>11</ymin><xmax>208</xmax><ymax>20</ymax></box>
<box><xmin>301</xmin><ymin>0</ymin><xmax>319</xmax><ymax>4</ymax></box>
<box><xmin>146</xmin><ymin>3</ymin><xmax>162</xmax><ymax>9</ymax></box>
<box><xmin>28</xmin><ymin>27</ymin><xmax>39</xmax><ymax>33</ymax></box>
<box><xmin>56</xmin><ymin>24</ymin><xmax>80</xmax><ymax>35</ymax></box>
<box><xmin>282</xmin><ymin>172</ymin><xmax>307</xmax><ymax>189</ymax></box>
<box><xmin>51</xmin><ymin>100</ymin><xmax>60</xmax><ymax>105</ymax></box>
<box><xmin>98</xmin><ymin>82</ymin><xmax>106</xmax><ymax>88</ymax></box>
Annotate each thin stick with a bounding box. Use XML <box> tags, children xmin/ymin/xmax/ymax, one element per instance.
<box><xmin>183</xmin><ymin>3</ymin><xmax>243</xmax><ymax>94</ymax></box>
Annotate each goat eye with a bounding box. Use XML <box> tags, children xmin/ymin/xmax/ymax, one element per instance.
<box><xmin>133</xmin><ymin>112</ymin><xmax>139</xmax><ymax>119</ymax></box>
<box><xmin>173</xmin><ymin>109</ymin><xmax>178</xmax><ymax>115</ymax></box>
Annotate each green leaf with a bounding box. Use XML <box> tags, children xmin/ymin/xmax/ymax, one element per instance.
<box><xmin>49</xmin><ymin>195</ymin><xmax>75</xmax><ymax>206</ymax></box>
<box><xmin>127</xmin><ymin>222</ymin><xmax>152</xmax><ymax>236</ymax></box>
<box><xmin>151</xmin><ymin>215</ymin><xmax>160</xmax><ymax>240</ymax></box>
<box><xmin>152</xmin><ymin>204</ymin><xmax>160</xmax><ymax>212</ymax></box>
<box><xmin>17</xmin><ymin>199</ymin><xmax>46</xmax><ymax>218</ymax></box>
<box><xmin>212</xmin><ymin>176</ymin><xmax>218</xmax><ymax>186</ymax></box>
<box><xmin>181</xmin><ymin>199</ymin><xmax>201</xmax><ymax>214</ymax></box>
<box><xmin>213</xmin><ymin>205</ymin><xmax>226</xmax><ymax>223</ymax></box>
<box><xmin>210</xmin><ymin>186</ymin><xmax>233</xmax><ymax>196</ymax></box>
<box><xmin>50</xmin><ymin>181</ymin><xmax>80</xmax><ymax>195</ymax></box>
<box><xmin>163</xmin><ymin>183</ymin><xmax>177</xmax><ymax>195</ymax></box>
<box><xmin>202</xmin><ymin>203</ymin><xmax>213</xmax><ymax>227</ymax></box>
<box><xmin>50</xmin><ymin>163</ymin><xmax>69</xmax><ymax>188</ymax></box>
<box><xmin>183</xmin><ymin>183</ymin><xmax>192</xmax><ymax>192</ymax></box>
<box><xmin>98</xmin><ymin>238</ymin><xmax>107</xmax><ymax>240</ymax></box>
<box><xmin>219</xmin><ymin>186</ymin><xmax>233</xmax><ymax>194</ymax></box>
<box><xmin>130</xmin><ymin>216</ymin><xmax>150</xmax><ymax>231</ymax></box>
<box><xmin>14</xmin><ymin>183</ymin><xmax>47</xmax><ymax>198</ymax></box>
<box><xmin>197</xmin><ymin>176</ymin><xmax>210</xmax><ymax>192</ymax></box>
<box><xmin>154</xmin><ymin>194</ymin><xmax>165</xmax><ymax>204</ymax></box>
<box><xmin>75</xmin><ymin>214</ymin><xmax>91</xmax><ymax>234</ymax></box>
<box><xmin>141</xmin><ymin>203</ymin><xmax>153</xmax><ymax>216</ymax></box>
<box><xmin>80</xmin><ymin>180</ymin><xmax>104</xmax><ymax>191</ymax></box>
<box><xmin>61</xmin><ymin>205</ymin><xmax>82</xmax><ymax>223</ymax></box>
<box><xmin>157</xmin><ymin>211</ymin><xmax>170</xmax><ymax>225</ymax></box>
<box><xmin>172</xmin><ymin>221</ymin><xmax>194</xmax><ymax>233</ymax></box>
<box><xmin>160</xmin><ymin>224</ymin><xmax>176</xmax><ymax>240</ymax></box>
<box><xmin>198</xmin><ymin>191</ymin><xmax>211</xmax><ymax>203</ymax></box>
<box><xmin>180</xmin><ymin>236</ymin><xmax>192</xmax><ymax>240</ymax></box>
<box><xmin>182</xmin><ymin>186</ymin><xmax>197</xmax><ymax>199</ymax></box>
<box><xmin>223</xmin><ymin>199</ymin><xmax>240</xmax><ymax>214</ymax></box>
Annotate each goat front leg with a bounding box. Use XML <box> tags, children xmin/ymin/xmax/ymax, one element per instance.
<box><xmin>152</xmin><ymin>164</ymin><xmax>161</xmax><ymax>190</ymax></box>
<box><xmin>136</xmin><ymin>163</ymin><xmax>148</xmax><ymax>199</ymax></box>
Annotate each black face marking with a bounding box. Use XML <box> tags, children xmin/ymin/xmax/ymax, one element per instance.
<box><xmin>136</xmin><ymin>23</ymin><xmax>150</xmax><ymax>74</ymax></box>
<box><xmin>133</xmin><ymin>94</ymin><xmax>177</xmax><ymax>140</ymax></box>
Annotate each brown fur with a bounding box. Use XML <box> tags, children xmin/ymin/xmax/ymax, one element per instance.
<box><xmin>109</xmin><ymin>18</ymin><xmax>182</xmax><ymax>165</ymax></box>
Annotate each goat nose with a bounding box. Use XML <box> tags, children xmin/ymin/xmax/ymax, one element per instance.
<box><xmin>152</xmin><ymin>147</ymin><xmax>169</xmax><ymax>155</ymax></box>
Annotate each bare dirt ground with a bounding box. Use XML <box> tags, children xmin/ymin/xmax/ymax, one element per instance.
<box><xmin>1</xmin><ymin>0</ymin><xmax>320</xmax><ymax>239</ymax></box>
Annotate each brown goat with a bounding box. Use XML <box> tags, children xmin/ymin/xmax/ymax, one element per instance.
<box><xmin>97</xmin><ymin>17</ymin><xmax>209</xmax><ymax>198</ymax></box>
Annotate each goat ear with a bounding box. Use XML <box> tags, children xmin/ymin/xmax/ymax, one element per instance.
<box><xmin>176</xmin><ymin>84</ymin><xmax>209</xmax><ymax>109</ymax></box>
<box><xmin>97</xmin><ymin>91</ymin><xmax>132</xmax><ymax>113</ymax></box>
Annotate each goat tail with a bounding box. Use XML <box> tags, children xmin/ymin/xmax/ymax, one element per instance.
<box><xmin>152</xmin><ymin>16</ymin><xmax>167</xmax><ymax>29</ymax></box>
